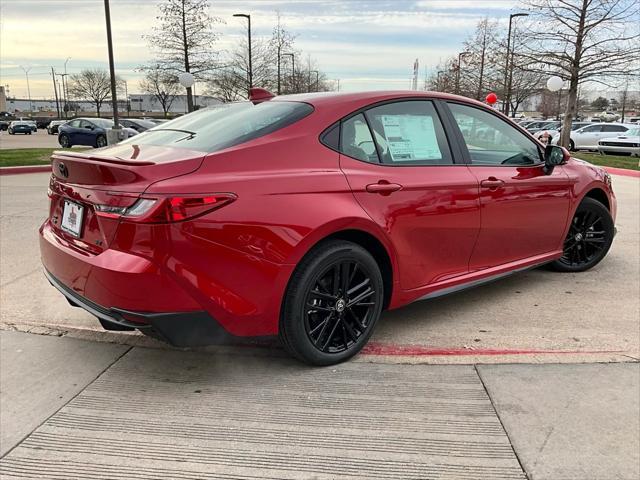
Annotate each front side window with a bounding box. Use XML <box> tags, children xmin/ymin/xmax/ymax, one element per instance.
<box><xmin>448</xmin><ymin>103</ymin><xmax>541</xmax><ymax>166</ymax></box>
<box><xmin>363</xmin><ymin>101</ymin><xmax>452</xmax><ymax>165</ymax></box>
<box><xmin>121</xmin><ymin>101</ymin><xmax>313</xmax><ymax>153</ymax></box>
<box><xmin>340</xmin><ymin>114</ymin><xmax>379</xmax><ymax>163</ymax></box>
<box><xmin>68</xmin><ymin>120</ymin><xmax>81</xmax><ymax>128</ymax></box>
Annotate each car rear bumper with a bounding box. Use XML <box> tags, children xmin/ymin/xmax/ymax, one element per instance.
<box><xmin>44</xmin><ymin>269</ymin><xmax>231</xmax><ymax>346</ymax></box>
<box><xmin>39</xmin><ymin>218</ymin><xmax>291</xmax><ymax>340</ymax></box>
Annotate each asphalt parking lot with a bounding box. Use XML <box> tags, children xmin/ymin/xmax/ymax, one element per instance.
<box><xmin>0</xmin><ymin>128</ymin><xmax>62</xmax><ymax>149</ymax></box>
<box><xmin>0</xmin><ymin>171</ymin><xmax>638</xmax><ymax>363</ymax></box>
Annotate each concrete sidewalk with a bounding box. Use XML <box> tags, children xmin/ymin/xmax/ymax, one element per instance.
<box><xmin>1</xmin><ymin>331</ymin><xmax>638</xmax><ymax>479</ymax></box>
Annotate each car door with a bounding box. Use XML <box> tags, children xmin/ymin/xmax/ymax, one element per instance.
<box><xmin>444</xmin><ymin>102</ymin><xmax>572</xmax><ymax>271</ymax></box>
<box><xmin>574</xmin><ymin>124</ymin><xmax>604</xmax><ymax>149</ymax></box>
<box><xmin>78</xmin><ymin>120</ymin><xmax>96</xmax><ymax>145</ymax></box>
<box><xmin>337</xmin><ymin>99</ymin><xmax>480</xmax><ymax>290</ymax></box>
<box><xmin>65</xmin><ymin>119</ymin><xmax>82</xmax><ymax>144</ymax></box>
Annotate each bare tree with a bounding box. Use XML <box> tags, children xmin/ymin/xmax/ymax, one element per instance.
<box><xmin>270</xmin><ymin>13</ymin><xmax>296</xmax><ymax>95</ymax></box>
<box><xmin>67</xmin><ymin>69</ymin><xmax>119</xmax><ymax>117</ymax></box>
<box><xmin>139</xmin><ymin>65</ymin><xmax>180</xmax><ymax>117</ymax></box>
<box><xmin>145</xmin><ymin>0</ymin><xmax>223</xmax><ymax>112</ymax></box>
<box><xmin>460</xmin><ymin>19</ymin><xmax>501</xmax><ymax>100</ymax></box>
<box><xmin>520</xmin><ymin>0</ymin><xmax>640</xmax><ymax>147</ymax></box>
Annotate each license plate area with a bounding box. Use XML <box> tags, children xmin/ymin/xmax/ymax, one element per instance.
<box><xmin>61</xmin><ymin>200</ymin><xmax>84</xmax><ymax>238</ymax></box>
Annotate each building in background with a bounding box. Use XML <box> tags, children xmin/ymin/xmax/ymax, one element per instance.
<box><xmin>2</xmin><ymin>94</ymin><xmax>222</xmax><ymax>116</ymax></box>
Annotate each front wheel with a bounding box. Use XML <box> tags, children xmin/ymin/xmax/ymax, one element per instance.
<box><xmin>59</xmin><ymin>134</ymin><xmax>70</xmax><ymax>148</ymax></box>
<box><xmin>549</xmin><ymin>197</ymin><xmax>614</xmax><ymax>272</ymax></box>
<box><xmin>279</xmin><ymin>240</ymin><xmax>384</xmax><ymax>366</ymax></box>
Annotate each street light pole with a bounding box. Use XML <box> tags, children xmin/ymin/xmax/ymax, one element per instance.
<box><xmin>233</xmin><ymin>13</ymin><xmax>252</xmax><ymax>93</ymax></box>
<box><xmin>455</xmin><ymin>51</ymin><xmax>470</xmax><ymax>95</ymax></box>
<box><xmin>282</xmin><ymin>53</ymin><xmax>295</xmax><ymax>93</ymax></box>
<box><xmin>103</xmin><ymin>0</ymin><xmax>120</xmax><ymax>133</ymax></box>
<box><xmin>503</xmin><ymin>12</ymin><xmax>529</xmax><ymax>117</ymax></box>
<box><xmin>20</xmin><ymin>66</ymin><xmax>33</xmax><ymax>113</ymax></box>
<box><xmin>310</xmin><ymin>70</ymin><xmax>319</xmax><ymax>91</ymax></box>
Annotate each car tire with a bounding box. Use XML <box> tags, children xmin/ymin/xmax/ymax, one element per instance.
<box><xmin>96</xmin><ymin>135</ymin><xmax>107</xmax><ymax>148</ymax></box>
<box><xmin>28</xmin><ymin>131</ymin><xmax>32</xmax><ymax>135</ymax></box>
<box><xmin>569</xmin><ymin>139</ymin><xmax>575</xmax><ymax>151</ymax></box>
<box><xmin>549</xmin><ymin>197</ymin><xmax>614</xmax><ymax>272</ymax></box>
<box><xmin>59</xmin><ymin>134</ymin><xmax>71</xmax><ymax>148</ymax></box>
<box><xmin>279</xmin><ymin>240</ymin><xmax>384</xmax><ymax>366</ymax></box>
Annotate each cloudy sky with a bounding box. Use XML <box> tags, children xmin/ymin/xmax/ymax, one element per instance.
<box><xmin>1</xmin><ymin>0</ymin><xmax>520</xmax><ymax>99</ymax></box>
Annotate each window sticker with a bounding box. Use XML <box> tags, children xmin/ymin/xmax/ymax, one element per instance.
<box><xmin>380</xmin><ymin>115</ymin><xmax>442</xmax><ymax>161</ymax></box>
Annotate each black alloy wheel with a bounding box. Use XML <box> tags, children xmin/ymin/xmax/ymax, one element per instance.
<box><xmin>96</xmin><ymin>135</ymin><xmax>107</xmax><ymax>148</ymax></box>
<box><xmin>550</xmin><ymin>197</ymin><xmax>614</xmax><ymax>272</ymax></box>
<box><xmin>59</xmin><ymin>134</ymin><xmax>70</xmax><ymax>148</ymax></box>
<box><xmin>280</xmin><ymin>240</ymin><xmax>383</xmax><ymax>365</ymax></box>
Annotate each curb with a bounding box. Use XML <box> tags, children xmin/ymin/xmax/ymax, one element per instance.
<box><xmin>0</xmin><ymin>165</ymin><xmax>51</xmax><ymax>176</ymax></box>
<box><xmin>604</xmin><ymin>166</ymin><xmax>640</xmax><ymax>178</ymax></box>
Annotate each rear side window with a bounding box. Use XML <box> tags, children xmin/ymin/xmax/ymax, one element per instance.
<box><xmin>602</xmin><ymin>124</ymin><xmax>627</xmax><ymax>132</ymax></box>
<box><xmin>363</xmin><ymin>101</ymin><xmax>452</xmax><ymax>165</ymax></box>
<box><xmin>120</xmin><ymin>101</ymin><xmax>313</xmax><ymax>153</ymax></box>
<box><xmin>340</xmin><ymin>114</ymin><xmax>379</xmax><ymax>163</ymax></box>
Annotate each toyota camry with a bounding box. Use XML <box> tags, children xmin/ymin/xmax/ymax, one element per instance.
<box><xmin>40</xmin><ymin>89</ymin><xmax>616</xmax><ymax>365</ymax></box>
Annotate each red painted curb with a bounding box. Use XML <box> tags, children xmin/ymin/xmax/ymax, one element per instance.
<box><xmin>604</xmin><ymin>166</ymin><xmax>640</xmax><ymax>178</ymax></box>
<box><xmin>0</xmin><ymin>165</ymin><xmax>51</xmax><ymax>176</ymax></box>
<box><xmin>360</xmin><ymin>342</ymin><xmax>622</xmax><ymax>356</ymax></box>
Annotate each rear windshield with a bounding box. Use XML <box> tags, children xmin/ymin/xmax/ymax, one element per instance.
<box><xmin>120</xmin><ymin>101</ymin><xmax>314</xmax><ymax>153</ymax></box>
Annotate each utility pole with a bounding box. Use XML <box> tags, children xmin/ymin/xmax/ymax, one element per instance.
<box><xmin>103</xmin><ymin>0</ymin><xmax>120</xmax><ymax>130</ymax></box>
<box><xmin>51</xmin><ymin>68</ymin><xmax>61</xmax><ymax>118</ymax></box>
<box><xmin>233</xmin><ymin>13</ymin><xmax>252</xmax><ymax>94</ymax></box>
<box><xmin>503</xmin><ymin>13</ymin><xmax>529</xmax><ymax>116</ymax></box>
<box><xmin>55</xmin><ymin>73</ymin><xmax>69</xmax><ymax>118</ymax></box>
<box><xmin>20</xmin><ymin>66</ymin><xmax>33</xmax><ymax>113</ymax></box>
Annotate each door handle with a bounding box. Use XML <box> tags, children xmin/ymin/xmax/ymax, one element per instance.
<box><xmin>480</xmin><ymin>177</ymin><xmax>505</xmax><ymax>189</ymax></box>
<box><xmin>366</xmin><ymin>181</ymin><xmax>403</xmax><ymax>195</ymax></box>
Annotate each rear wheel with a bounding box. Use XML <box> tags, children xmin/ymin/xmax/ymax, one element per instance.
<box><xmin>96</xmin><ymin>135</ymin><xmax>107</xmax><ymax>148</ymax></box>
<box><xmin>279</xmin><ymin>240</ymin><xmax>384</xmax><ymax>366</ymax></box>
<box><xmin>59</xmin><ymin>134</ymin><xmax>70</xmax><ymax>148</ymax></box>
<box><xmin>569</xmin><ymin>139</ymin><xmax>576</xmax><ymax>151</ymax></box>
<box><xmin>549</xmin><ymin>197</ymin><xmax>614</xmax><ymax>272</ymax></box>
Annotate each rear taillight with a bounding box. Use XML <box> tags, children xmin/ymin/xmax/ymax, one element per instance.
<box><xmin>95</xmin><ymin>194</ymin><xmax>236</xmax><ymax>223</ymax></box>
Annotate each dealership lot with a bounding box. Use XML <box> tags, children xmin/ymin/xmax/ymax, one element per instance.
<box><xmin>0</xmin><ymin>129</ymin><xmax>63</xmax><ymax>149</ymax></box>
<box><xmin>1</xmin><ymin>171</ymin><xmax>638</xmax><ymax>363</ymax></box>
<box><xmin>0</xmin><ymin>171</ymin><xmax>638</xmax><ymax>478</ymax></box>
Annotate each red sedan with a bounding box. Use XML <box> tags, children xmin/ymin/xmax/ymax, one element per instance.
<box><xmin>40</xmin><ymin>90</ymin><xmax>616</xmax><ymax>365</ymax></box>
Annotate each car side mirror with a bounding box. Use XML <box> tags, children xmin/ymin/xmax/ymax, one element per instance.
<box><xmin>543</xmin><ymin>145</ymin><xmax>569</xmax><ymax>174</ymax></box>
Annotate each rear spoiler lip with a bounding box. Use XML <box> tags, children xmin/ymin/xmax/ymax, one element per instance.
<box><xmin>51</xmin><ymin>150</ymin><xmax>156</xmax><ymax>166</ymax></box>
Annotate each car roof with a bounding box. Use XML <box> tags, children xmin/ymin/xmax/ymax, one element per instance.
<box><xmin>274</xmin><ymin>90</ymin><xmax>499</xmax><ymax>110</ymax></box>
<box><xmin>270</xmin><ymin>90</ymin><xmax>498</xmax><ymax>123</ymax></box>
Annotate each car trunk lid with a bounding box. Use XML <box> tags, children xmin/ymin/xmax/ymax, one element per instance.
<box><xmin>48</xmin><ymin>144</ymin><xmax>206</xmax><ymax>254</ymax></box>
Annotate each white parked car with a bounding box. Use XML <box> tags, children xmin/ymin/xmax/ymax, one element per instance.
<box><xmin>535</xmin><ymin>121</ymin><xmax>591</xmax><ymax>142</ymax></box>
<box><xmin>597</xmin><ymin>127</ymin><xmax>640</xmax><ymax>157</ymax></box>
<box><xmin>552</xmin><ymin>123</ymin><xmax>634</xmax><ymax>151</ymax></box>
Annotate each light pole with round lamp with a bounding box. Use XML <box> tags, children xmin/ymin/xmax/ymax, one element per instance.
<box><xmin>233</xmin><ymin>13</ymin><xmax>252</xmax><ymax>94</ymax></box>
<box><xmin>547</xmin><ymin>75</ymin><xmax>564</xmax><ymax>120</ymax></box>
<box><xmin>178</xmin><ymin>72</ymin><xmax>195</xmax><ymax>113</ymax></box>
<box><xmin>502</xmin><ymin>12</ymin><xmax>529</xmax><ymax>116</ymax></box>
